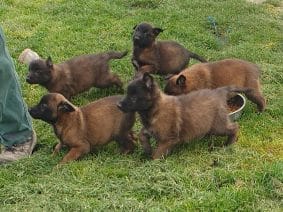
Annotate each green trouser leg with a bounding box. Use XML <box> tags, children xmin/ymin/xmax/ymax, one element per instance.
<box><xmin>0</xmin><ymin>26</ymin><xmax>33</xmax><ymax>147</ymax></box>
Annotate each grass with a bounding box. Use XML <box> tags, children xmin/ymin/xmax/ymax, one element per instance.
<box><xmin>0</xmin><ymin>0</ymin><xmax>282</xmax><ymax>211</ymax></box>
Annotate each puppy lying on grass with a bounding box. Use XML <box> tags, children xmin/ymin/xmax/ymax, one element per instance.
<box><xmin>29</xmin><ymin>93</ymin><xmax>136</xmax><ymax>164</ymax></box>
<box><xmin>118</xmin><ymin>73</ymin><xmax>250</xmax><ymax>159</ymax></box>
<box><xmin>26</xmin><ymin>51</ymin><xmax>127</xmax><ymax>99</ymax></box>
<box><xmin>164</xmin><ymin>59</ymin><xmax>266</xmax><ymax>112</ymax></box>
<box><xmin>132</xmin><ymin>22</ymin><xmax>207</xmax><ymax>76</ymax></box>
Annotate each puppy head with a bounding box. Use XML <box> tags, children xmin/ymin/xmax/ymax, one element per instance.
<box><xmin>164</xmin><ymin>74</ymin><xmax>186</xmax><ymax>95</ymax></box>
<box><xmin>26</xmin><ymin>56</ymin><xmax>53</xmax><ymax>85</ymax></box>
<box><xmin>29</xmin><ymin>93</ymin><xmax>76</xmax><ymax>124</ymax></box>
<box><xmin>117</xmin><ymin>73</ymin><xmax>156</xmax><ymax>113</ymax></box>
<box><xmin>132</xmin><ymin>22</ymin><xmax>163</xmax><ymax>47</ymax></box>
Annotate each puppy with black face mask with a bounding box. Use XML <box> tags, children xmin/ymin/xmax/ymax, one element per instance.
<box><xmin>132</xmin><ymin>22</ymin><xmax>207</xmax><ymax>76</ymax></box>
<box><xmin>26</xmin><ymin>51</ymin><xmax>127</xmax><ymax>99</ymax></box>
<box><xmin>29</xmin><ymin>93</ymin><xmax>136</xmax><ymax>164</ymax></box>
<box><xmin>117</xmin><ymin>73</ymin><xmax>250</xmax><ymax>159</ymax></box>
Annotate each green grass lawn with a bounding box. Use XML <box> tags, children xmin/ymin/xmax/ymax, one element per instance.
<box><xmin>0</xmin><ymin>0</ymin><xmax>282</xmax><ymax>211</ymax></box>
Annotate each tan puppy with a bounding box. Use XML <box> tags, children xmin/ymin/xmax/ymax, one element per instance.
<box><xmin>164</xmin><ymin>59</ymin><xmax>266</xmax><ymax>112</ymax></box>
<box><xmin>132</xmin><ymin>22</ymin><xmax>207</xmax><ymax>76</ymax></box>
<box><xmin>117</xmin><ymin>73</ymin><xmax>250</xmax><ymax>159</ymax></box>
<box><xmin>27</xmin><ymin>51</ymin><xmax>127</xmax><ymax>99</ymax></box>
<box><xmin>29</xmin><ymin>93</ymin><xmax>136</xmax><ymax>163</ymax></box>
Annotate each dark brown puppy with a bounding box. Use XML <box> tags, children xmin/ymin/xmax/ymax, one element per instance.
<box><xmin>29</xmin><ymin>93</ymin><xmax>135</xmax><ymax>164</ymax></box>
<box><xmin>164</xmin><ymin>59</ymin><xmax>266</xmax><ymax>112</ymax></box>
<box><xmin>27</xmin><ymin>51</ymin><xmax>127</xmax><ymax>99</ymax></box>
<box><xmin>117</xmin><ymin>73</ymin><xmax>250</xmax><ymax>159</ymax></box>
<box><xmin>132</xmin><ymin>22</ymin><xmax>207</xmax><ymax>76</ymax></box>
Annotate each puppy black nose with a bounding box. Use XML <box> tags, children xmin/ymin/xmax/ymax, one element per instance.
<box><xmin>28</xmin><ymin>108</ymin><xmax>35</xmax><ymax>117</ymax></box>
<box><xmin>26</xmin><ymin>76</ymin><xmax>31</xmax><ymax>83</ymax></box>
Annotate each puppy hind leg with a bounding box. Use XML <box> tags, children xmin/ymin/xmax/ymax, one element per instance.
<box><xmin>224</xmin><ymin>123</ymin><xmax>239</xmax><ymax>146</ymax></box>
<box><xmin>210</xmin><ymin>113</ymin><xmax>239</xmax><ymax>146</ymax></box>
<box><xmin>245</xmin><ymin>79</ymin><xmax>266</xmax><ymax>112</ymax></box>
<box><xmin>109</xmin><ymin>73</ymin><xmax>123</xmax><ymax>88</ymax></box>
<box><xmin>98</xmin><ymin>73</ymin><xmax>123</xmax><ymax>89</ymax></box>
<box><xmin>105</xmin><ymin>73</ymin><xmax>123</xmax><ymax>88</ymax></box>
<box><xmin>60</xmin><ymin>144</ymin><xmax>90</xmax><ymax>164</ymax></box>
<box><xmin>245</xmin><ymin>90</ymin><xmax>266</xmax><ymax>112</ymax></box>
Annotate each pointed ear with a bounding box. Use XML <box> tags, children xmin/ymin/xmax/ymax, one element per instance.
<box><xmin>143</xmin><ymin>72</ymin><xmax>154</xmax><ymax>90</ymax></box>
<box><xmin>46</xmin><ymin>56</ymin><xmax>53</xmax><ymax>68</ymax></box>
<box><xmin>58</xmin><ymin>101</ymin><xmax>75</xmax><ymax>113</ymax></box>
<box><xmin>153</xmin><ymin>27</ymin><xmax>163</xmax><ymax>36</ymax></box>
<box><xmin>133</xmin><ymin>24</ymin><xmax>137</xmax><ymax>30</ymax></box>
<box><xmin>176</xmin><ymin>75</ymin><xmax>186</xmax><ymax>87</ymax></box>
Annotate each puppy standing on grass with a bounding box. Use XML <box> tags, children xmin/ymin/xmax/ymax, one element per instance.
<box><xmin>117</xmin><ymin>73</ymin><xmax>250</xmax><ymax>159</ymax></box>
<box><xmin>164</xmin><ymin>59</ymin><xmax>266</xmax><ymax>112</ymax></box>
<box><xmin>29</xmin><ymin>93</ymin><xmax>136</xmax><ymax>164</ymax></box>
<box><xmin>26</xmin><ymin>51</ymin><xmax>127</xmax><ymax>99</ymax></box>
<box><xmin>132</xmin><ymin>22</ymin><xmax>207</xmax><ymax>76</ymax></box>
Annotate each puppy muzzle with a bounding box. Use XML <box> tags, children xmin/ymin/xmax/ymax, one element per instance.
<box><xmin>28</xmin><ymin>108</ymin><xmax>41</xmax><ymax>119</ymax></box>
<box><xmin>134</xmin><ymin>35</ymin><xmax>141</xmax><ymax>41</ymax></box>
<box><xmin>26</xmin><ymin>75</ymin><xmax>35</xmax><ymax>84</ymax></box>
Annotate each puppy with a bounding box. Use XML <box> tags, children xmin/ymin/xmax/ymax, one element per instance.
<box><xmin>164</xmin><ymin>59</ymin><xmax>266</xmax><ymax>112</ymax></box>
<box><xmin>132</xmin><ymin>22</ymin><xmax>207</xmax><ymax>76</ymax></box>
<box><xmin>27</xmin><ymin>51</ymin><xmax>127</xmax><ymax>99</ymax></box>
<box><xmin>29</xmin><ymin>93</ymin><xmax>135</xmax><ymax>163</ymax></box>
<box><xmin>117</xmin><ymin>73</ymin><xmax>250</xmax><ymax>159</ymax></box>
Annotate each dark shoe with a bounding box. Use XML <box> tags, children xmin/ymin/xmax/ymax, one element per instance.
<box><xmin>0</xmin><ymin>130</ymin><xmax>37</xmax><ymax>164</ymax></box>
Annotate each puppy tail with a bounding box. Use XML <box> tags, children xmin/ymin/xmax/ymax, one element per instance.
<box><xmin>106</xmin><ymin>50</ymin><xmax>128</xmax><ymax>60</ymax></box>
<box><xmin>188</xmin><ymin>51</ymin><xmax>207</xmax><ymax>63</ymax></box>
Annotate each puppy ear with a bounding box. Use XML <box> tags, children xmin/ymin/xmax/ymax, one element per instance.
<box><xmin>153</xmin><ymin>28</ymin><xmax>163</xmax><ymax>36</ymax></box>
<box><xmin>58</xmin><ymin>101</ymin><xmax>75</xmax><ymax>113</ymax></box>
<box><xmin>176</xmin><ymin>75</ymin><xmax>186</xmax><ymax>87</ymax></box>
<box><xmin>143</xmin><ymin>72</ymin><xmax>154</xmax><ymax>90</ymax></box>
<box><xmin>46</xmin><ymin>56</ymin><xmax>53</xmax><ymax>68</ymax></box>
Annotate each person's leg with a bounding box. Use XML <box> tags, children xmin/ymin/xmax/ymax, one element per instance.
<box><xmin>0</xmin><ymin>26</ymin><xmax>36</xmax><ymax>164</ymax></box>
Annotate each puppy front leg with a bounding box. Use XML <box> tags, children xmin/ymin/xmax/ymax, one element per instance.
<box><xmin>116</xmin><ymin>133</ymin><xmax>136</xmax><ymax>154</ymax></box>
<box><xmin>139</xmin><ymin>128</ymin><xmax>152</xmax><ymax>156</ymax></box>
<box><xmin>60</xmin><ymin>144</ymin><xmax>90</xmax><ymax>164</ymax></box>
<box><xmin>52</xmin><ymin>142</ymin><xmax>63</xmax><ymax>156</ymax></box>
<box><xmin>152</xmin><ymin>140</ymin><xmax>179</xmax><ymax>160</ymax></box>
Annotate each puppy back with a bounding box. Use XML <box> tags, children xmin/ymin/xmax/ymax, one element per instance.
<box><xmin>177</xmin><ymin>89</ymin><xmax>228</xmax><ymax>139</ymax></box>
<box><xmin>173</xmin><ymin>59</ymin><xmax>260</xmax><ymax>93</ymax></box>
<box><xmin>81</xmin><ymin>95</ymin><xmax>134</xmax><ymax>135</ymax></box>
